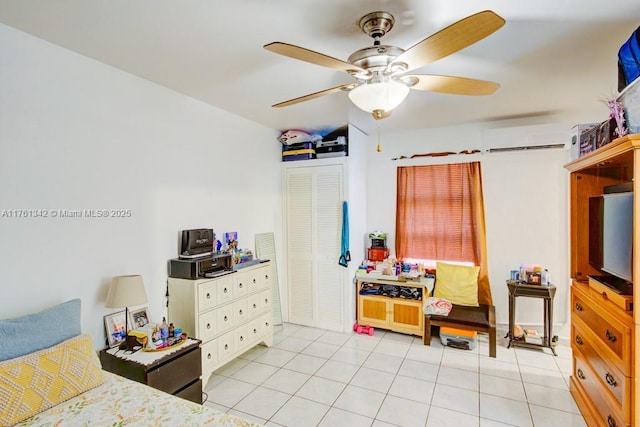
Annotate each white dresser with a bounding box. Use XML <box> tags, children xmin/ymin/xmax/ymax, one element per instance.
<box><xmin>168</xmin><ymin>262</ymin><xmax>273</xmax><ymax>387</ymax></box>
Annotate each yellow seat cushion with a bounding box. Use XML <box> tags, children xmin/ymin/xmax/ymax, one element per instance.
<box><xmin>0</xmin><ymin>333</ymin><xmax>104</xmax><ymax>426</ymax></box>
<box><xmin>433</xmin><ymin>262</ymin><xmax>480</xmax><ymax>307</ymax></box>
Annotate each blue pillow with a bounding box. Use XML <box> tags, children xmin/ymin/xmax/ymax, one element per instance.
<box><xmin>0</xmin><ymin>299</ymin><xmax>81</xmax><ymax>361</ymax></box>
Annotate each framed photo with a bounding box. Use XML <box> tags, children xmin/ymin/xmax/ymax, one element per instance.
<box><xmin>225</xmin><ymin>232</ymin><xmax>238</xmax><ymax>251</ymax></box>
<box><xmin>104</xmin><ymin>310</ymin><xmax>126</xmax><ymax>348</ymax></box>
<box><xmin>129</xmin><ymin>306</ymin><xmax>150</xmax><ymax>329</ymax></box>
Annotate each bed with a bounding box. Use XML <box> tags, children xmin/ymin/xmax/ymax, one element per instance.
<box><xmin>0</xmin><ymin>299</ymin><xmax>259</xmax><ymax>427</ymax></box>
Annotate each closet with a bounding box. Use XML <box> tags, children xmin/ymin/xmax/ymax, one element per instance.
<box><xmin>284</xmin><ymin>163</ymin><xmax>345</xmax><ymax>331</ymax></box>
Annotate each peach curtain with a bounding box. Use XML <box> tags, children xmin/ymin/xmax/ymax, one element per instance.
<box><xmin>396</xmin><ymin>161</ymin><xmax>492</xmax><ymax>305</ymax></box>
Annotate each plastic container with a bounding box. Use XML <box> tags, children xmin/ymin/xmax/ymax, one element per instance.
<box><xmin>440</xmin><ymin>327</ymin><xmax>477</xmax><ymax>350</ymax></box>
<box><xmin>619</xmin><ymin>77</ymin><xmax>640</xmax><ymax>134</ymax></box>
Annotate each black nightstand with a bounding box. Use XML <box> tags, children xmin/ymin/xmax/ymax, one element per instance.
<box><xmin>99</xmin><ymin>338</ymin><xmax>203</xmax><ymax>404</ymax></box>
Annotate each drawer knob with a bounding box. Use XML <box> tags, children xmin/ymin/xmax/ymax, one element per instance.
<box><xmin>207</xmin><ymin>353</ymin><xmax>212</xmax><ymax>359</ymax></box>
<box><xmin>207</xmin><ymin>323</ymin><xmax>211</xmax><ymax>329</ymax></box>
<box><xmin>602</xmin><ymin>291</ymin><xmax>608</xmax><ymax>300</ymax></box>
<box><xmin>240</xmin><ymin>336</ymin><xmax>244</xmax><ymax>341</ymax></box>
<box><xmin>253</xmin><ymin>328</ymin><xmax>257</xmax><ymax>334</ymax></box>
<box><xmin>265</xmin><ymin>298</ymin><xmax>269</xmax><ymax>304</ymax></box>
<box><xmin>253</xmin><ymin>278</ymin><xmax>257</xmax><ymax>284</ymax></box>
<box><xmin>224</xmin><ymin>315</ymin><xmax>228</xmax><ymax>321</ymax></box>
<box><xmin>224</xmin><ymin>288</ymin><xmax>228</xmax><ymax>293</ymax></box>
<box><xmin>605</xmin><ymin>329</ymin><xmax>617</xmax><ymax>343</ymax></box>
<box><xmin>266</xmin><ymin>322</ymin><xmax>270</xmax><ymax>327</ymax></box>
<box><xmin>206</xmin><ymin>292</ymin><xmax>211</xmax><ymax>299</ymax></box>
<box><xmin>239</xmin><ymin>309</ymin><xmax>243</xmax><ymax>315</ymax></box>
<box><xmin>575</xmin><ymin>335</ymin><xmax>583</xmax><ymax>345</ymax></box>
<box><xmin>253</xmin><ymin>303</ymin><xmax>257</xmax><ymax>309</ymax></box>
<box><xmin>607</xmin><ymin>415</ymin><xmax>617</xmax><ymax>427</ymax></box>
<box><xmin>605</xmin><ymin>373</ymin><xmax>617</xmax><ymax>387</ymax></box>
<box><xmin>575</xmin><ymin>302</ymin><xmax>583</xmax><ymax>312</ymax></box>
<box><xmin>577</xmin><ymin>369</ymin><xmax>585</xmax><ymax>380</ymax></box>
<box><xmin>225</xmin><ymin>344</ymin><xmax>229</xmax><ymax>350</ymax></box>
<box><xmin>239</xmin><ymin>283</ymin><xmax>243</xmax><ymax>288</ymax></box>
<box><xmin>265</xmin><ymin>274</ymin><xmax>269</xmax><ymax>280</ymax></box>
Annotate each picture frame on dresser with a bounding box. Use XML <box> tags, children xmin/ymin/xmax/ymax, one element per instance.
<box><xmin>129</xmin><ymin>306</ymin><xmax>150</xmax><ymax>329</ymax></box>
<box><xmin>104</xmin><ymin>310</ymin><xmax>127</xmax><ymax>348</ymax></box>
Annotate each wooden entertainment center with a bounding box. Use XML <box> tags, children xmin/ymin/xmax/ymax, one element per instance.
<box><xmin>565</xmin><ymin>134</ymin><xmax>639</xmax><ymax>427</ymax></box>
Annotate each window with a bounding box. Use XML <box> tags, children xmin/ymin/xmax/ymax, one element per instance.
<box><xmin>396</xmin><ymin>161</ymin><xmax>492</xmax><ymax>305</ymax></box>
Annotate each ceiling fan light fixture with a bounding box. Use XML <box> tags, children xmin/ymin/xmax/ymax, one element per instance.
<box><xmin>348</xmin><ymin>80</ymin><xmax>410</xmax><ymax>114</ymax></box>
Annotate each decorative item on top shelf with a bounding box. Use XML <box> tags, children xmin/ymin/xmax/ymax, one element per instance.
<box><xmin>579</xmin><ymin>125</ymin><xmax>599</xmax><ymax>158</ymax></box>
<box><xmin>603</xmin><ymin>95</ymin><xmax>628</xmax><ymax>139</ymax></box>
<box><xmin>595</xmin><ymin>117</ymin><xmax>618</xmax><ymax>149</ymax></box>
<box><xmin>570</xmin><ymin>123</ymin><xmax>599</xmax><ymax>160</ymax></box>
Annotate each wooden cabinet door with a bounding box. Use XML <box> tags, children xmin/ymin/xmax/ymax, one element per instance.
<box><xmin>389</xmin><ymin>299</ymin><xmax>422</xmax><ymax>334</ymax></box>
<box><xmin>358</xmin><ymin>295</ymin><xmax>388</xmax><ymax>326</ymax></box>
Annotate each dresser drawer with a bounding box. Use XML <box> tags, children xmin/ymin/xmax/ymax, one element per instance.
<box><xmin>147</xmin><ymin>346</ymin><xmax>201</xmax><ymax>395</ymax></box>
<box><xmin>233</xmin><ymin>299</ymin><xmax>248</xmax><ymax>324</ymax></box>
<box><xmin>198</xmin><ymin>309</ymin><xmax>218</xmax><ymax>341</ymax></box>
<box><xmin>216</xmin><ymin>304</ymin><xmax>234</xmax><ymax>334</ymax></box>
<box><xmin>248</xmin><ymin>266</ymin><xmax>271</xmax><ymax>292</ymax></box>
<box><xmin>571</xmin><ymin>287</ymin><xmax>632</xmax><ymax>374</ymax></box>
<box><xmin>588</xmin><ymin>277</ymin><xmax>633</xmax><ymax>312</ymax></box>
<box><xmin>218</xmin><ymin>331</ymin><xmax>235</xmax><ymax>361</ymax></box>
<box><xmin>234</xmin><ymin>324</ymin><xmax>250</xmax><ymax>352</ymax></box>
<box><xmin>574</xmin><ymin>352</ymin><xmax>628</xmax><ymax>427</ymax></box>
<box><xmin>572</xmin><ymin>322</ymin><xmax>630</xmax><ymax>412</ymax></box>
<box><xmin>201</xmin><ymin>339</ymin><xmax>218</xmax><ymax>374</ymax></box>
<box><xmin>233</xmin><ymin>271</ymin><xmax>249</xmax><ymax>299</ymax></box>
<box><xmin>216</xmin><ymin>276</ymin><xmax>234</xmax><ymax>305</ymax></box>
<box><xmin>198</xmin><ymin>280</ymin><xmax>218</xmax><ymax>312</ymax></box>
<box><xmin>247</xmin><ymin>293</ymin><xmax>262</xmax><ymax>318</ymax></box>
<box><xmin>260</xmin><ymin>289</ymin><xmax>272</xmax><ymax>312</ymax></box>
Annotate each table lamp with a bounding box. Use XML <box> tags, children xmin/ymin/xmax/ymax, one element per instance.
<box><xmin>105</xmin><ymin>275</ymin><xmax>148</xmax><ymax>351</ymax></box>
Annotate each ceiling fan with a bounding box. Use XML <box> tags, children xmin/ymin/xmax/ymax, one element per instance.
<box><xmin>264</xmin><ymin>10</ymin><xmax>505</xmax><ymax>120</ymax></box>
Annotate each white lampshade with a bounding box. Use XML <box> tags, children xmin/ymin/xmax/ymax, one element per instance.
<box><xmin>105</xmin><ymin>275</ymin><xmax>148</xmax><ymax>308</ymax></box>
<box><xmin>348</xmin><ymin>80</ymin><xmax>410</xmax><ymax>113</ymax></box>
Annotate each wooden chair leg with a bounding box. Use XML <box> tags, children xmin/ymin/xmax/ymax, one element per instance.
<box><xmin>488</xmin><ymin>305</ymin><xmax>496</xmax><ymax>358</ymax></box>
<box><xmin>423</xmin><ymin>315</ymin><xmax>432</xmax><ymax>346</ymax></box>
<box><xmin>489</xmin><ymin>326</ymin><xmax>496</xmax><ymax>358</ymax></box>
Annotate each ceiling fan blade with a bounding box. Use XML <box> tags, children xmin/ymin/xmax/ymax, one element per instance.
<box><xmin>272</xmin><ymin>83</ymin><xmax>357</xmax><ymax>108</ymax></box>
<box><xmin>264</xmin><ymin>42</ymin><xmax>365</xmax><ymax>74</ymax></box>
<box><xmin>406</xmin><ymin>74</ymin><xmax>500</xmax><ymax>95</ymax></box>
<box><xmin>393</xmin><ymin>10</ymin><xmax>505</xmax><ymax>72</ymax></box>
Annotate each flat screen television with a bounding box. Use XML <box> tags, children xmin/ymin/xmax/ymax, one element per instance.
<box><xmin>589</xmin><ymin>191</ymin><xmax>633</xmax><ymax>283</ymax></box>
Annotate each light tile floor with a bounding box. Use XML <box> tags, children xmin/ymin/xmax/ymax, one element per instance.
<box><xmin>204</xmin><ymin>324</ymin><xmax>586</xmax><ymax>427</ymax></box>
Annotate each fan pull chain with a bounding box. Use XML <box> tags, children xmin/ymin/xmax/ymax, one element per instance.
<box><xmin>376</xmin><ymin>123</ymin><xmax>382</xmax><ymax>152</ymax></box>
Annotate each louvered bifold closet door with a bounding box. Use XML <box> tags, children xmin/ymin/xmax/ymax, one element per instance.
<box><xmin>285</xmin><ymin>164</ymin><xmax>344</xmax><ymax>329</ymax></box>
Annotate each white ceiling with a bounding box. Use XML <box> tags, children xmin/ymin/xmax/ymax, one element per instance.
<box><xmin>1</xmin><ymin>0</ymin><xmax>639</xmax><ymax>135</ymax></box>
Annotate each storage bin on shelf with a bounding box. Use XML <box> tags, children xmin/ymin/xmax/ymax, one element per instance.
<box><xmin>619</xmin><ymin>77</ymin><xmax>640</xmax><ymax>134</ymax></box>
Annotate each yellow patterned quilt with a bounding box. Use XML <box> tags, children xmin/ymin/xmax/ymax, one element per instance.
<box><xmin>14</xmin><ymin>372</ymin><xmax>259</xmax><ymax>427</ymax></box>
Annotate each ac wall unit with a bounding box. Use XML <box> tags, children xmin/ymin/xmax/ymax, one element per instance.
<box><xmin>483</xmin><ymin>124</ymin><xmax>569</xmax><ymax>153</ymax></box>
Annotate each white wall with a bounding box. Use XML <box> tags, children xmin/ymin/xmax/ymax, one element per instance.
<box><xmin>363</xmin><ymin>119</ymin><xmax>592</xmax><ymax>337</ymax></box>
<box><xmin>0</xmin><ymin>24</ymin><xmax>281</xmax><ymax>350</ymax></box>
